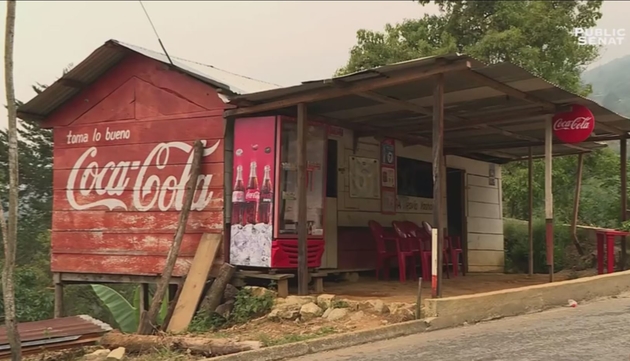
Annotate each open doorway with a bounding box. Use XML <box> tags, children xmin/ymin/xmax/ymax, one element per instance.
<box><xmin>447</xmin><ymin>168</ymin><xmax>466</xmax><ymax>271</ymax></box>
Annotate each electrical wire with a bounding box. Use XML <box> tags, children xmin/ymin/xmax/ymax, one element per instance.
<box><xmin>138</xmin><ymin>0</ymin><xmax>174</xmax><ymax>66</ymax></box>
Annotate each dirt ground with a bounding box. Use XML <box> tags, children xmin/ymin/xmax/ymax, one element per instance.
<box><xmin>205</xmin><ymin>270</ymin><xmax>600</xmax><ymax>345</ymax></box>
<box><xmin>314</xmin><ymin>270</ymin><xmax>599</xmax><ymax>303</ymax></box>
<box><xmin>36</xmin><ymin>269</ymin><xmax>602</xmax><ymax>361</ymax></box>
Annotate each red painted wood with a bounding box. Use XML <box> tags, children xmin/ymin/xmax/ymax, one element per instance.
<box><xmin>51</xmin><ymin>254</ymin><xmax>205</xmax><ymax>277</ymax></box>
<box><xmin>71</xmin><ymin>79</ymin><xmax>136</xmax><ymax>125</ymax></box>
<box><xmin>42</xmin><ymin>54</ymin><xmax>225</xmax><ymax>128</ymax></box>
<box><xmin>134</xmin><ymin>78</ymin><xmax>206</xmax><ymax>116</ymax></box>
<box><xmin>53</xmin><ymin>116</ymin><xmax>225</xmax><ymax>149</ymax></box>
<box><xmin>46</xmin><ymin>49</ymin><xmax>229</xmax><ymax>277</ymax></box>
<box><xmin>51</xmin><ymin>232</ymin><xmax>213</xmax><ymax>255</ymax></box>
<box><xmin>52</xmin><ymin>189</ymin><xmax>224</xmax><ymax>212</ymax></box>
<box><xmin>52</xmin><ymin>210</ymin><xmax>222</xmax><ymax>232</ymax></box>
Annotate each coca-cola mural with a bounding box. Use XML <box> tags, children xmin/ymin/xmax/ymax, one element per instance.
<box><xmin>230</xmin><ymin>117</ymin><xmax>276</xmax><ymax>267</ymax></box>
<box><xmin>51</xmin><ymin>115</ymin><xmax>226</xmax><ymax>277</ymax></box>
<box><xmin>63</xmin><ymin>140</ymin><xmax>221</xmax><ymax>212</ymax></box>
<box><xmin>552</xmin><ymin>104</ymin><xmax>595</xmax><ymax>144</ymax></box>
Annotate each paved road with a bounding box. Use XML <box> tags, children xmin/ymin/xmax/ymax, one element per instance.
<box><xmin>289</xmin><ymin>294</ymin><xmax>630</xmax><ymax>361</ymax></box>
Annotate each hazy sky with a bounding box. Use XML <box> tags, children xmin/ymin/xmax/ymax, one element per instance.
<box><xmin>0</xmin><ymin>0</ymin><xmax>628</xmax><ymax>129</ymax></box>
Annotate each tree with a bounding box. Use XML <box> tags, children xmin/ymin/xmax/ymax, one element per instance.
<box><xmin>337</xmin><ymin>1</ymin><xmax>602</xmax><ymax>95</ymax></box>
<box><xmin>2</xmin><ymin>0</ymin><xmax>22</xmax><ymax>359</ymax></box>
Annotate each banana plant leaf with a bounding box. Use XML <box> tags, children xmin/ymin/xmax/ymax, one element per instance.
<box><xmin>91</xmin><ymin>284</ymin><xmax>138</xmax><ymax>333</ymax></box>
<box><xmin>92</xmin><ymin>284</ymin><xmax>171</xmax><ymax>333</ymax></box>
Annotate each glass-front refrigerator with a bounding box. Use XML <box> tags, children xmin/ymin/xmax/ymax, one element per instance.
<box><xmin>230</xmin><ymin>116</ymin><xmax>326</xmax><ymax>269</ymax></box>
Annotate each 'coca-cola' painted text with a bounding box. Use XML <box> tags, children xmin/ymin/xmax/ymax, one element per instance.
<box><xmin>65</xmin><ymin>140</ymin><xmax>221</xmax><ymax>212</ymax></box>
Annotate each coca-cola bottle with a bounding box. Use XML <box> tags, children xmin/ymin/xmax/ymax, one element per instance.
<box><xmin>257</xmin><ymin>165</ymin><xmax>273</xmax><ymax>224</ymax></box>
<box><xmin>232</xmin><ymin>165</ymin><xmax>246</xmax><ymax>226</ymax></box>
<box><xmin>244</xmin><ymin>161</ymin><xmax>260</xmax><ymax>224</ymax></box>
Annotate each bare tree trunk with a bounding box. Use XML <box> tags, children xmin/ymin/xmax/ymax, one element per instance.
<box><xmin>2</xmin><ymin>1</ymin><xmax>22</xmax><ymax>360</ymax></box>
<box><xmin>137</xmin><ymin>140</ymin><xmax>203</xmax><ymax>335</ymax></box>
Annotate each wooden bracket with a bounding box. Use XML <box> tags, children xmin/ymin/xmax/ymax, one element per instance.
<box><xmin>352</xmin><ymin>132</ymin><xmax>359</xmax><ymax>154</ymax></box>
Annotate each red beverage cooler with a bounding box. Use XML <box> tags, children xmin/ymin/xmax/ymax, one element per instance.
<box><xmin>230</xmin><ymin>116</ymin><xmax>326</xmax><ymax>269</ymax></box>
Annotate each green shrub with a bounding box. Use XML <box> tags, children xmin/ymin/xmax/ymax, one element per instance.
<box><xmin>504</xmin><ymin>218</ymin><xmax>583</xmax><ymax>274</ymax></box>
<box><xmin>189</xmin><ymin>287</ymin><xmax>275</xmax><ymax>333</ymax></box>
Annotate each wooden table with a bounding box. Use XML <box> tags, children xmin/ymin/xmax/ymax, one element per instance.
<box><xmin>595</xmin><ymin>229</ymin><xmax>630</xmax><ymax>274</ymax></box>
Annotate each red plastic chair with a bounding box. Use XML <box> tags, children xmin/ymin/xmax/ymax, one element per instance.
<box><xmin>446</xmin><ymin>235</ymin><xmax>464</xmax><ymax>277</ymax></box>
<box><xmin>368</xmin><ymin>220</ymin><xmax>398</xmax><ymax>281</ymax></box>
<box><xmin>391</xmin><ymin>221</ymin><xmax>419</xmax><ymax>283</ymax></box>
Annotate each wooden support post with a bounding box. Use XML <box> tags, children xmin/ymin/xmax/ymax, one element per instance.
<box><xmin>432</xmin><ymin>73</ymin><xmax>445</xmax><ymax>297</ymax></box>
<box><xmin>571</xmin><ymin>154</ymin><xmax>585</xmax><ymax>257</ymax></box>
<box><xmin>528</xmin><ymin>147</ymin><xmax>534</xmax><ymax>276</ymax></box>
<box><xmin>544</xmin><ymin>116</ymin><xmax>554</xmax><ymax>282</ymax></box>
<box><xmin>297</xmin><ymin>103</ymin><xmax>309</xmax><ymax>296</ymax></box>
<box><xmin>53</xmin><ymin>273</ymin><xmax>63</xmax><ymax>318</ymax></box>
<box><xmin>431</xmin><ymin>229</ymin><xmax>438</xmax><ymax>298</ymax></box>
<box><xmin>313</xmin><ymin>277</ymin><xmax>324</xmax><ymax>294</ymax></box>
<box><xmin>621</xmin><ymin>137</ymin><xmax>627</xmax><ymax>270</ymax></box>
<box><xmin>140</xmin><ymin>283</ymin><xmax>150</xmax><ymax>312</ymax></box>
<box><xmin>415</xmin><ymin>277</ymin><xmax>423</xmax><ymax>319</ymax></box>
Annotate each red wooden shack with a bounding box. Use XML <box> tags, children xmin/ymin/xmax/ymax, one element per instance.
<box><xmin>17</xmin><ymin>40</ymin><xmax>277</xmax><ymax>315</ymax></box>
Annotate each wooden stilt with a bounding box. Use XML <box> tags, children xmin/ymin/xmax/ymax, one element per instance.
<box><xmin>53</xmin><ymin>273</ymin><xmax>64</xmax><ymax>318</ymax></box>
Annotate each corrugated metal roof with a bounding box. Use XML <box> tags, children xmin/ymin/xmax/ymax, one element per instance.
<box><xmin>0</xmin><ymin>315</ymin><xmax>111</xmax><ymax>357</ymax></box>
<box><xmin>17</xmin><ymin>39</ymin><xmax>280</xmax><ymax>121</ymax></box>
<box><xmin>227</xmin><ymin>54</ymin><xmax>630</xmax><ymax>163</ymax></box>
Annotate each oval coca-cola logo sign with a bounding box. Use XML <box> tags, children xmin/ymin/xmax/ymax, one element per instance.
<box><xmin>552</xmin><ymin>104</ymin><xmax>595</xmax><ymax>144</ymax></box>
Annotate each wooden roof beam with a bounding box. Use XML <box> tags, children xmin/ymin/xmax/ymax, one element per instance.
<box><xmin>224</xmin><ymin>60</ymin><xmax>471</xmax><ymax>117</ymax></box>
<box><xmin>449</xmin><ymin>136</ymin><xmax>618</xmax><ymax>153</ymax></box>
<box><xmin>359</xmin><ymin>89</ymin><xmax>569</xmax><ymax>150</ymax></box>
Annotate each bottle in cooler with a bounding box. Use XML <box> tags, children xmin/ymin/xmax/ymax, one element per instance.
<box><xmin>258</xmin><ymin>165</ymin><xmax>273</xmax><ymax>224</ymax></box>
<box><xmin>232</xmin><ymin>165</ymin><xmax>246</xmax><ymax>226</ymax></box>
<box><xmin>244</xmin><ymin>161</ymin><xmax>260</xmax><ymax>224</ymax></box>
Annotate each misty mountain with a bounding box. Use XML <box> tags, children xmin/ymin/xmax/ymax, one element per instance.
<box><xmin>581</xmin><ymin>55</ymin><xmax>630</xmax><ymax>153</ymax></box>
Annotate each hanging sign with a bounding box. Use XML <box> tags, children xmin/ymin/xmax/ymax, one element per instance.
<box><xmin>552</xmin><ymin>104</ymin><xmax>595</xmax><ymax>144</ymax></box>
<box><xmin>380</xmin><ymin>138</ymin><xmax>396</xmax><ymax>215</ymax></box>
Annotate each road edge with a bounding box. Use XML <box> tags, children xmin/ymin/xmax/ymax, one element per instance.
<box><xmin>208</xmin><ymin>318</ymin><xmax>432</xmax><ymax>361</ymax></box>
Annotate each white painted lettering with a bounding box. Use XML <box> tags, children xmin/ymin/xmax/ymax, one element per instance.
<box><xmin>66</xmin><ymin>130</ymin><xmax>89</xmax><ymax>144</ymax></box>
<box><xmin>105</xmin><ymin>127</ymin><xmax>131</xmax><ymax>142</ymax></box>
<box><xmin>66</xmin><ymin>140</ymin><xmax>220</xmax><ymax>211</ymax></box>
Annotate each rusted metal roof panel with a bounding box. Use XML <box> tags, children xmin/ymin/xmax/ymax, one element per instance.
<box><xmin>0</xmin><ymin>315</ymin><xmax>111</xmax><ymax>357</ymax></box>
<box><xmin>228</xmin><ymin>54</ymin><xmax>629</xmax><ymax>163</ymax></box>
<box><xmin>17</xmin><ymin>39</ymin><xmax>280</xmax><ymax>122</ymax></box>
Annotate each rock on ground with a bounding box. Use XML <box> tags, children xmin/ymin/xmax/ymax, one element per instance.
<box><xmin>268</xmin><ymin>303</ymin><xmax>301</xmax><ymax>321</ymax></box>
<box><xmin>326</xmin><ymin>308</ymin><xmax>349</xmax><ymax>321</ymax></box>
<box><xmin>300</xmin><ymin>302</ymin><xmax>324</xmax><ymax>321</ymax></box>
<box><xmin>244</xmin><ymin>286</ymin><xmax>278</xmax><ymax>299</ymax></box>
<box><xmin>317</xmin><ymin>294</ymin><xmax>337</xmax><ymax>310</ymax></box>
<box><xmin>84</xmin><ymin>349</ymin><xmax>110</xmax><ymax>361</ymax></box>
<box><xmin>106</xmin><ymin>347</ymin><xmax>125</xmax><ymax>360</ymax></box>
<box><xmin>223</xmin><ymin>284</ymin><xmax>239</xmax><ymax>302</ymax></box>
<box><xmin>215</xmin><ymin>299</ymin><xmax>235</xmax><ymax>318</ymax></box>
<box><xmin>361</xmin><ymin>300</ymin><xmax>389</xmax><ymax>314</ymax></box>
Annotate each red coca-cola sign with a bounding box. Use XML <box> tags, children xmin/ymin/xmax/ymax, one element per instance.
<box><xmin>552</xmin><ymin>104</ymin><xmax>595</xmax><ymax>144</ymax></box>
